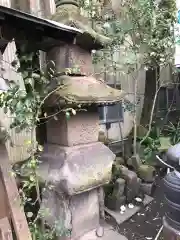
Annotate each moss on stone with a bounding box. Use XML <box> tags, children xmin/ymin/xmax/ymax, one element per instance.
<box><xmin>49</xmin><ymin>75</ymin><xmax>126</xmax><ymax>105</ymax></box>
<box><xmin>51</xmin><ymin>1</ymin><xmax>111</xmax><ymax>48</ymax></box>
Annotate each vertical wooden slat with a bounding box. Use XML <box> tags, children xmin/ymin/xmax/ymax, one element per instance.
<box><xmin>0</xmin><ymin>218</ymin><xmax>13</xmax><ymax>240</ymax></box>
<box><xmin>0</xmin><ymin>177</ymin><xmax>9</xmax><ymax>220</ymax></box>
<box><xmin>0</xmin><ymin>144</ymin><xmax>32</xmax><ymax>240</ymax></box>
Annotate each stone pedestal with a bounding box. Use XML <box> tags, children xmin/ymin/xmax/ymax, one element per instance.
<box><xmin>39</xmin><ymin>111</ymin><xmax>115</xmax><ymax>239</ymax></box>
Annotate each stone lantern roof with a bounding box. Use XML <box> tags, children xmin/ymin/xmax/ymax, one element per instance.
<box><xmin>51</xmin><ymin>0</ymin><xmax>111</xmax><ymax>49</ymax></box>
<box><xmin>47</xmin><ymin>75</ymin><xmax>126</xmax><ymax>106</ymax></box>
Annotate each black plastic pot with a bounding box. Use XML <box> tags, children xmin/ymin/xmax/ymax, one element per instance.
<box><xmin>164</xmin><ymin>170</ymin><xmax>180</xmax><ymax>226</ymax></box>
<box><xmin>164</xmin><ymin>196</ymin><xmax>180</xmax><ymax>224</ymax></box>
<box><xmin>164</xmin><ymin>171</ymin><xmax>180</xmax><ymax>205</ymax></box>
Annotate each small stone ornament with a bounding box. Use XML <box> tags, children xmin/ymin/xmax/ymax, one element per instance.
<box><xmin>96</xmin><ymin>226</ymin><xmax>104</xmax><ymax>237</ymax></box>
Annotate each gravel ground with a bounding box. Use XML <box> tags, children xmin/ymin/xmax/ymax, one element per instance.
<box><xmin>117</xmin><ymin>175</ymin><xmax>165</xmax><ymax>240</ymax></box>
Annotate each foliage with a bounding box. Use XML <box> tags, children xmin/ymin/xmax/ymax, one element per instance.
<box><xmin>0</xmin><ymin>46</ymin><xmax>51</xmax><ymax>131</ymax></box>
<box><xmin>163</xmin><ymin>119</ymin><xmax>180</xmax><ymax>145</ymax></box>
<box><xmin>137</xmin><ymin>120</ymin><xmax>179</xmax><ymax>163</ymax></box>
<box><xmin>88</xmin><ymin>0</ymin><xmax>176</xmax><ymax>71</ymax></box>
<box><xmin>83</xmin><ymin>0</ymin><xmax>176</xmax><ymax>161</ymax></box>
<box><xmin>137</xmin><ymin>124</ymin><xmax>161</xmax><ymax>161</ymax></box>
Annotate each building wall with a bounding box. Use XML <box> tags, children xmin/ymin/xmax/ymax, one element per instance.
<box><xmin>0</xmin><ymin>0</ymin><xmax>56</xmax><ymax>163</ymax></box>
<box><xmin>0</xmin><ymin>0</ymin><xmax>33</xmax><ymax>163</ymax></box>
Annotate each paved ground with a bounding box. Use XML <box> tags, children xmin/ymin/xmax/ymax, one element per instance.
<box><xmin>79</xmin><ymin>224</ymin><xmax>128</xmax><ymax>240</ymax></box>
<box><xmin>117</xmin><ymin>175</ymin><xmax>165</xmax><ymax>240</ymax></box>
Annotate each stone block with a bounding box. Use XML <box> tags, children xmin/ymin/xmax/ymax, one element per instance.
<box><xmin>138</xmin><ymin>165</ymin><xmax>156</xmax><ymax>183</ymax></box>
<box><xmin>41</xmin><ymin>189</ymin><xmax>100</xmax><ymax>240</ymax></box>
<box><xmin>46</xmin><ymin>112</ymin><xmax>99</xmax><ymax>146</ymax></box>
<box><xmin>122</xmin><ymin>170</ymin><xmax>140</xmax><ymax>202</ymax></box>
<box><xmin>47</xmin><ymin>44</ymin><xmax>94</xmax><ymax>76</ymax></box>
<box><xmin>39</xmin><ymin>142</ymin><xmax>115</xmax><ymax>195</ymax></box>
<box><xmin>105</xmin><ymin>195</ymin><xmax>126</xmax><ymax>211</ymax></box>
<box><xmin>127</xmin><ymin>154</ymin><xmax>141</xmax><ymax>170</ymax></box>
<box><xmin>103</xmin><ymin>183</ymin><xmax>114</xmax><ymax>197</ymax></box>
<box><xmin>119</xmin><ymin>165</ymin><xmax>129</xmax><ymax>176</ymax></box>
<box><xmin>41</xmin><ymin>189</ymin><xmax>72</xmax><ymax>235</ymax></box>
<box><xmin>140</xmin><ymin>182</ymin><xmax>154</xmax><ymax>196</ymax></box>
<box><xmin>115</xmin><ymin>157</ymin><xmax>125</xmax><ymax>165</ymax></box>
<box><xmin>112</xmin><ymin>178</ymin><xmax>125</xmax><ymax>197</ymax></box>
<box><xmin>71</xmin><ymin>189</ymin><xmax>100</xmax><ymax>239</ymax></box>
<box><xmin>112</xmin><ymin>165</ymin><xmax>128</xmax><ymax>181</ymax></box>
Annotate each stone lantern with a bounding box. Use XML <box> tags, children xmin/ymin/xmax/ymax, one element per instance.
<box><xmin>39</xmin><ymin>1</ymin><xmax>126</xmax><ymax>239</ymax></box>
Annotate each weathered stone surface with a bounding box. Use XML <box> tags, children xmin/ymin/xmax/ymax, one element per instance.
<box><xmin>47</xmin><ymin>44</ymin><xmax>94</xmax><ymax>76</ymax></box>
<box><xmin>96</xmin><ymin>226</ymin><xmax>104</xmax><ymax>237</ymax></box>
<box><xmin>136</xmin><ymin>178</ymin><xmax>142</xmax><ymax>195</ymax></box>
<box><xmin>39</xmin><ymin>142</ymin><xmax>115</xmax><ymax>195</ymax></box>
<box><xmin>112</xmin><ymin>178</ymin><xmax>125</xmax><ymax>197</ymax></box>
<box><xmin>41</xmin><ymin>189</ymin><xmax>100</xmax><ymax>240</ymax></box>
<box><xmin>78</xmin><ymin>225</ymin><xmax>128</xmax><ymax>240</ymax></box>
<box><xmin>41</xmin><ymin>189</ymin><xmax>72</xmax><ymax>234</ymax></box>
<box><xmin>112</xmin><ymin>164</ymin><xmax>128</xmax><ymax>181</ymax></box>
<box><xmin>103</xmin><ymin>183</ymin><xmax>114</xmax><ymax>197</ymax></box>
<box><xmin>140</xmin><ymin>182</ymin><xmax>154</xmax><ymax>196</ymax></box>
<box><xmin>46</xmin><ymin>112</ymin><xmax>99</xmax><ymax>146</ymax></box>
<box><xmin>70</xmin><ymin>189</ymin><xmax>99</xmax><ymax>239</ymax></box>
<box><xmin>105</xmin><ymin>195</ymin><xmax>154</xmax><ymax>226</ymax></box>
<box><xmin>97</xmin><ymin>187</ymin><xmax>105</xmax><ymax>219</ymax></box>
<box><xmin>119</xmin><ymin>165</ymin><xmax>129</xmax><ymax>176</ymax></box>
<box><xmin>127</xmin><ymin>154</ymin><xmax>141</xmax><ymax>170</ymax></box>
<box><xmin>122</xmin><ymin>170</ymin><xmax>140</xmax><ymax>202</ymax></box>
<box><xmin>105</xmin><ymin>195</ymin><xmax>126</xmax><ymax>211</ymax></box>
<box><xmin>46</xmin><ymin>75</ymin><xmax>126</xmax><ymax>106</ymax></box>
<box><xmin>115</xmin><ymin>156</ymin><xmax>125</xmax><ymax>165</ymax></box>
<box><xmin>138</xmin><ymin>165</ymin><xmax>156</xmax><ymax>183</ymax></box>
<box><xmin>98</xmin><ymin>131</ymin><xmax>107</xmax><ymax>144</ymax></box>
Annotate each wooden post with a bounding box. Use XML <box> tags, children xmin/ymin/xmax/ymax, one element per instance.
<box><xmin>0</xmin><ymin>218</ymin><xmax>13</xmax><ymax>240</ymax></box>
<box><xmin>0</xmin><ymin>144</ymin><xmax>32</xmax><ymax>240</ymax></box>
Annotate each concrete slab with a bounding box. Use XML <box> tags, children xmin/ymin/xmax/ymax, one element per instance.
<box><xmin>105</xmin><ymin>195</ymin><xmax>153</xmax><ymax>225</ymax></box>
<box><xmin>78</xmin><ymin>226</ymin><xmax>128</xmax><ymax>240</ymax></box>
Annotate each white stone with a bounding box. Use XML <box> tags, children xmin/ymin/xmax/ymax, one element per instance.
<box><xmin>120</xmin><ymin>205</ymin><xmax>126</xmax><ymax>212</ymax></box>
<box><xmin>135</xmin><ymin>197</ymin><xmax>143</xmax><ymax>203</ymax></box>
<box><xmin>128</xmin><ymin>203</ymin><xmax>135</xmax><ymax>209</ymax></box>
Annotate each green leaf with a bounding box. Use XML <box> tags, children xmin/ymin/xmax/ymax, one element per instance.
<box><xmin>66</xmin><ymin>112</ymin><xmax>70</xmax><ymax>120</ymax></box>
<box><xmin>29</xmin><ymin>175</ymin><xmax>35</xmax><ymax>182</ymax></box>
<box><xmin>158</xmin><ymin>137</ymin><xmax>172</xmax><ymax>151</ymax></box>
